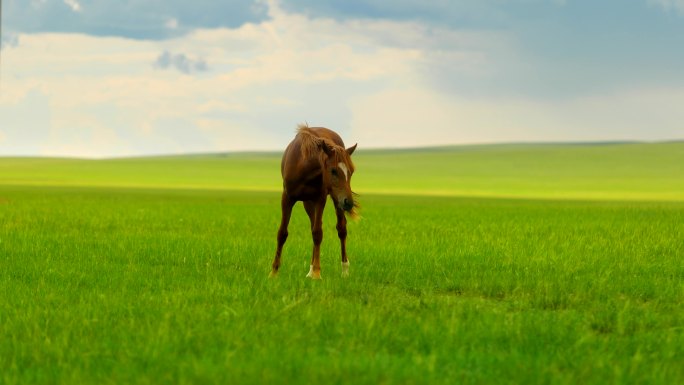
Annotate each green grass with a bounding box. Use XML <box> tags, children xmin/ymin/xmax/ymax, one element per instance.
<box><xmin>0</xmin><ymin>142</ymin><xmax>683</xmax><ymax>384</ymax></box>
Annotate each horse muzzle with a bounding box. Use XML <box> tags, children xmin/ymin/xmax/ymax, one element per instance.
<box><xmin>341</xmin><ymin>198</ymin><xmax>354</xmax><ymax>212</ymax></box>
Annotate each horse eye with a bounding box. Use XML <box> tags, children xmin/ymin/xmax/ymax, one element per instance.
<box><xmin>331</xmin><ymin>169</ymin><xmax>338</xmax><ymax>176</ymax></box>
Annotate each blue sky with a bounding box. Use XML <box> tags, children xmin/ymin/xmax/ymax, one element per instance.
<box><xmin>1</xmin><ymin>0</ymin><xmax>683</xmax><ymax>157</ymax></box>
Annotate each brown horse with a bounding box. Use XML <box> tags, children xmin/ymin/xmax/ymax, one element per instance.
<box><xmin>270</xmin><ymin>124</ymin><xmax>358</xmax><ymax>279</ymax></box>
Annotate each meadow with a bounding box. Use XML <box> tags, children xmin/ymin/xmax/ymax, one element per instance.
<box><xmin>0</xmin><ymin>142</ymin><xmax>683</xmax><ymax>384</ymax></box>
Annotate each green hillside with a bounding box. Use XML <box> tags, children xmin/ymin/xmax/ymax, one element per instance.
<box><xmin>1</xmin><ymin>142</ymin><xmax>682</xmax><ymax>200</ymax></box>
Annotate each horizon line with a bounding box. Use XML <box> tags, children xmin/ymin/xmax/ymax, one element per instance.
<box><xmin>1</xmin><ymin>138</ymin><xmax>683</xmax><ymax>160</ymax></box>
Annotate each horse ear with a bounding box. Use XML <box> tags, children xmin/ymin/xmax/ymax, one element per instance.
<box><xmin>318</xmin><ymin>139</ymin><xmax>334</xmax><ymax>156</ymax></box>
<box><xmin>346</xmin><ymin>143</ymin><xmax>357</xmax><ymax>156</ymax></box>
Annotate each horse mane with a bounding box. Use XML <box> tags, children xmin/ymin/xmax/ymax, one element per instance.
<box><xmin>296</xmin><ymin>123</ymin><xmax>355</xmax><ymax>170</ymax></box>
<box><xmin>296</xmin><ymin>123</ymin><xmax>321</xmax><ymax>160</ymax></box>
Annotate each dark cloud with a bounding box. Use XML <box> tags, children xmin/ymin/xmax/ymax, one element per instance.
<box><xmin>1</xmin><ymin>33</ymin><xmax>20</xmax><ymax>50</ymax></box>
<box><xmin>4</xmin><ymin>0</ymin><xmax>268</xmax><ymax>40</ymax></box>
<box><xmin>154</xmin><ymin>50</ymin><xmax>208</xmax><ymax>74</ymax></box>
<box><xmin>279</xmin><ymin>0</ymin><xmax>684</xmax><ymax>100</ymax></box>
<box><xmin>280</xmin><ymin>0</ymin><xmax>506</xmax><ymax>28</ymax></box>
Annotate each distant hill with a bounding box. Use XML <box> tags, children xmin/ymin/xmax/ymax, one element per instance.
<box><xmin>1</xmin><ymin>141</ymin><xmax>683</xmax><ymax>201</ymax></box>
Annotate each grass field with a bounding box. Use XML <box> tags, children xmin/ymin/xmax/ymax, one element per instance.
<box><xmin>1</xmin><ymin>142</ymin><xmax>683</xmax><ymax>384</ymax></box>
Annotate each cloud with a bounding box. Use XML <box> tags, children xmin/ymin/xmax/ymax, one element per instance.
<box><xmin>0</xmin><ymin>2</ymin><xmax>435</xmax><ymax>156</ymax></box>
<box><xmin>1</xmin><ymin>33</ymin><xmax>20</xmax><ymax>49</ymax></box>
<box><xmin>4</xmin><ymin>0</ymin><xmax>574</xmax><ymax>41</ymax></box>
<box><xmin>0</xmin><ymin>88</ymin><xmax>51</xmax><ymax>155</ymax></box>
<box><xmin>4</xmin><ymin>0</ymin><xmax>269</xmax><ymax>40</ymax></box>
<box><xmin>281</xmin><ymin>0</ymin><xmax>501</xmax><ymax>27</ymax></box>
<box><xmin>281</xmin><ymin>0</ymin><xmax>567</xmax><ymax>28</ymax></box>
<box><xmin>63</xmin><ymin>0</ymin><xmax>82</xmax><ymax>13</ymax></box>
<box><xmin>0</xmin><ymin>0</ymin><xmax>682</xmax><ymax>157</ymax></box>
<box><xmin>154</xmin><ymin>51</ymin><xmax>209</xmax><ymax>74</ymax></box>
<box><xmin>165</xmin><ymin>18</ymin><xmax>180</xmax><ymax>30</ymax></box>
<box><xmin>649</xmin><ymin>0</ymin><xmax>684</xmax><ymax>13</ymax></box>
<box><xmin>350</xmin><ymin>84</ymin><xmax>684</xmax><ymax>148</ymax></box>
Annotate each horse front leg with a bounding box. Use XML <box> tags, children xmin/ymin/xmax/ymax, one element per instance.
<box><xmin>303</xmin><ymin>200</ymin><xmax>316</xmax><ymax>278</ymax></box>
<box><xmin>307</xmin><ymin>198</ymin><xmax>326</xmax><ymax>280</ymax></box>
<box><xmin>270</xmin><ymin>192</ymin><xmax>295</xmax><ymax>278</ymax></box>
<box><xmin>335</xmin><ymin>207</ymin><xmax>350</xmax><ymax>277</ymax></box>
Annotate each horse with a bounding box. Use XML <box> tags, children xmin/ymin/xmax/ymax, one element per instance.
<box><xmin>270</xmin><ymin>124</ymin><xmax>358</xmax><ymax>279</ymax></box>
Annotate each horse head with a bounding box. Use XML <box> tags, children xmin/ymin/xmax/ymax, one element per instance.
<box><xmin>319</xmin><ymin>139</ymin><xmax>358</xmax><ymax>216</ymax></box>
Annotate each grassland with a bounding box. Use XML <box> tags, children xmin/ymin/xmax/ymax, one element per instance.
<box><xmin>1</xmin><ymin>141</ymin><xmax>682</xmax><ymax>200</ymax></box>
<box><xmin>0</xmin><ymin>142</ymin><xmax>683</xmax><ymax>384</ymax></box>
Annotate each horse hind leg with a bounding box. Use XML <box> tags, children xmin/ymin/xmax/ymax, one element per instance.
<box><xmin>306</xmin><ymin>199</ymin><xmax>325</xmax><ymax>280</ymax></box>
<box><xmin>270</xmin><ymin>192</ymin><xmax>294</xmax><ymax>278</ymax></box>
<box><xmin>303</xmin><ymin>200</ymin><xmax>316</xmax><ymax>278</ymax></box>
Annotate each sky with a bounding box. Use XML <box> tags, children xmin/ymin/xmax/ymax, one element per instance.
<box><xmin>1</xmin><ymin>0</ymin><xmax>683</xmax><ymax>157</ymax></box>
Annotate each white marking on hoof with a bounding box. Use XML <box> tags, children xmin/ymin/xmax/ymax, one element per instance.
<box><xmin>269</xmin><ymin>270</ymin><xmax>278</xmax><ymax>278</ymax></box>
<box><xmin>341</xmin><ymin>261</ymin><xmax>350</xmax><ymax>277</ymax></box>
<box><xmin>306</xmin><ymin>265</ymin><xmax>322</xmax><ymax>280</ymax></box>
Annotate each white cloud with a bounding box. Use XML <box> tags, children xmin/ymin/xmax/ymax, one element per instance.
<box><xmin>64</xmin><ymin>0</ymin><xmax>82</xmax><ymax>13</ymax></box>
<box><xmin>165</xmin><ymin>18</ymin><xmax>179</xmax><ymax>30</ymax></box>
<box><xmin>1</xmin><ymin>1</ymin><xmax>448</xmax><ymax>156</ymax></box>
<box><xmin>649</xmin><ymin>0</ymin><xmax>684</xmax><ymax>13</ymax></box>
<box><xmin>351</xmin><ymin>84</ymin><xmax>684</xmax><ymax>148</ymax></box>
<box><xmin>31</xmin><ymin>0</ymin><xmax>48</xmax><ymax>9</ymax></box>
<box><xmin>1</xmin><ymin>32</ymin><xmax>20</xmax><ymax>49</ymax></box>
<box><xmin>0</xmin><ymin>0</ymin><xmax>682</xmax><ymax>158</ymax></box>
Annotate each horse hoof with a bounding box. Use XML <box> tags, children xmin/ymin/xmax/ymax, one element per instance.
<box><xmin>341</xmin><ymin>261</ymin><xmax>349</xmax><ymax>278</ymax></box>
<box><xmin>306</xmin><ymin>272</ymin><xmax>322</xmax><ymax>280</ymax></box>
<box><xmin>306</xmin><ymin>266</ymin><xmax>322</xmax><ymax>280</ymax></box>
<box><xmin>269</xmin><ymin>270</ymin><xmax>278</xmax><ymax>278</ymax></box>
